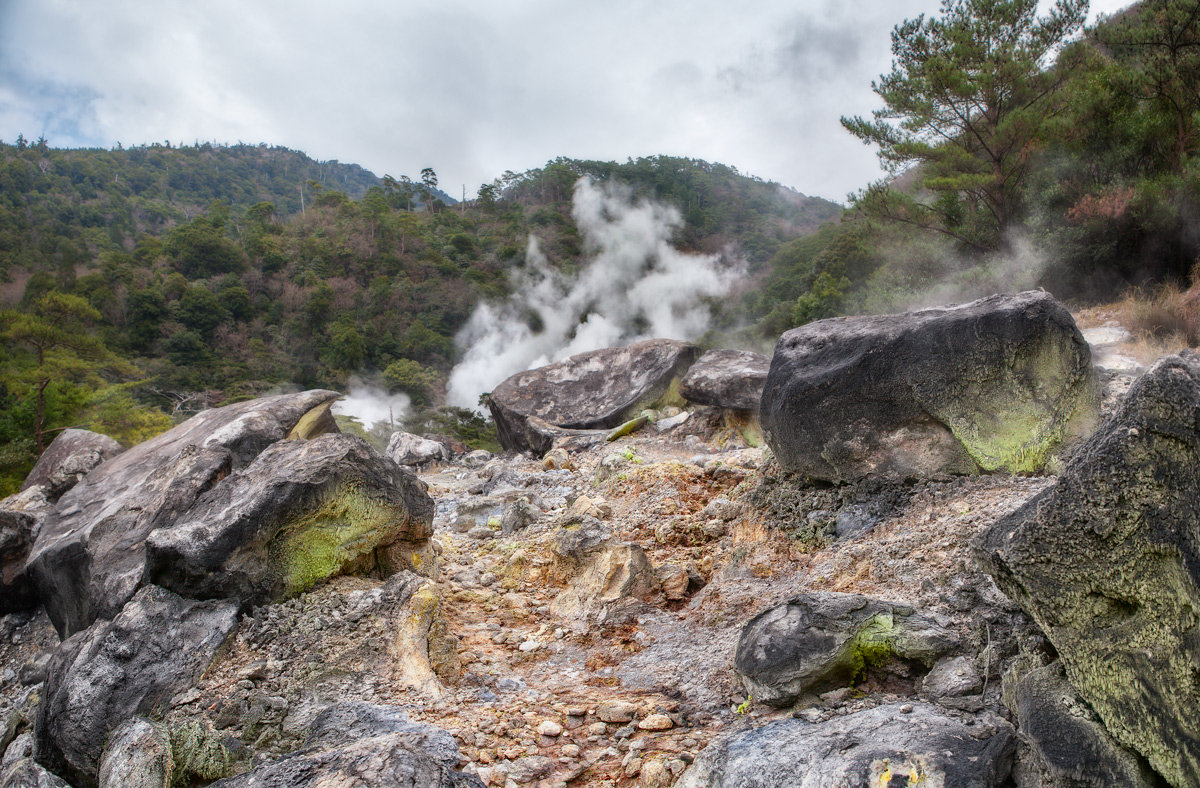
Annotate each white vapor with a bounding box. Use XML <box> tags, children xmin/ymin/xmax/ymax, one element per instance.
<box><xmin>331</xmin><ymin>377</ymin><xmax>411</xmax><ymax>432</ymax></box>
<box><xmin>446</xmin><ymin>177</ymin><xmax>742</xmax><ymax>410</ymax></box>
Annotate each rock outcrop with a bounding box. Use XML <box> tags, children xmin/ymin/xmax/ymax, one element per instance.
<box><xmin>679</xmin><ymin>349</ymin><xmax>769</xmax><ymax>411</ymax></box>
<box><xmin>734</xmin><ymin>592</ymin><xmax>957</xmax><ymax>706</ymax></box>
<box><xmin>20</xmin><ymin>429</ymin><xmax>123</xmax><ymax>502</ymax></box>
<box><xmin>26</xmin><ymin>390</ymin><xmax>340</xmax><ymax>637</ymax></box>
<box><xmin>551</xmin><ymin>543</ymin><xmax>662</xmax><ymax>632</ymax></box>
<box><xmin>145</xmin><ymin>433</ymin><xmax>435</xmax><ymax>607</ymax></box>
<box><xmin>677</xmin><ymin>702</ymin><xmax>1017</xmax><ymax>787</ymax></box>
<box><xmin>488</xmin><ymin>339</ymin><xmax>699</xmax><ymax>454</ymax></box>
<box><xmin>761</xmin><ymin>291</ymin><xmax>1098</xmax><ymax>481</ymax></box>
<box><xmin>977</xmin><ymin>351</ymin><xmax>1200</xmax><ymax>788</ymax></box>
<box><xmin>206</xmin><ymin>702</ymin><xmax>483</xmax><ymax>788</ymax></box>
<box><xmin>34</xmin><ymin>585</ymin><xmax>240</xmax><ymax>788</ymax></box>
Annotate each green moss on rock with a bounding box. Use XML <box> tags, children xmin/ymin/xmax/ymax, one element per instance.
<box><xmin>274</xmin><ymin>483</ymin><xmax>406</xmax><ymax>597</ymax></box>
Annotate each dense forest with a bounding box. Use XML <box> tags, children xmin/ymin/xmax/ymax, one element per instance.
<box><xmin>0</xmin><ymin>141</ymin><xmax>839</xmax><ymax>493</ymax></box>
<box><xmin>3</xmin><ymin>0</ymin><xmax>1198</xmax><ymax>496</ymax></box>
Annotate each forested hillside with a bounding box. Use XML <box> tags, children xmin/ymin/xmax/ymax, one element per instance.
<box><xmin>0</xmin><ymin>144</ymin><xmax>839</xmax><ymax>493</ymax></box>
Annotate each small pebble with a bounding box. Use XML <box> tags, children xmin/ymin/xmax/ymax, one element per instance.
<box><xmin>538</xmin><ymin>720</ymin><xmax>563</xmax><ymax>737</ymax></box>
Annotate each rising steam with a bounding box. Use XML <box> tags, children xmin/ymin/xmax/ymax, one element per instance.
<box><xmin>331</xmin><ymin>377</ymin><xmax>411</xmax><ymax>433</ymax></box>
<box><xmin>447</xmin><ymin>177</ymin><xmax>742</xmax><ymax>410</ymax></box>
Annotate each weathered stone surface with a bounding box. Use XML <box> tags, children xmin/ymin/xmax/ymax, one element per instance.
<box><xmin>551</xmin><ymin>543</ymin><xmax>661</xmax><ymax>631</ymax></box>
<box><xmin>0</xmin><ymin>511</ymin><xmax>38</xmax><ymax>614</ymax></box>
<box><xmin>677</xmin><ymin>702</ymin><xmax>1016</xmax><ymax>788</ymax></box>
<box><xmin>206</xmin><ymin>701</ymin><xmax>483</xmax><ymax>788</ymax></box>
<box><xmin>679</xmin><ymin>349</ymin><xmax>770</xmax><ymax>411</ymax></box>
<box><xmin>734</xmin><ymin>592</ymin><xmax>957</xmax><ymax>706</ymax></box>
<box><xmin>500</xmin><ymin>497</ymin><xmax>541</xmax><ymax>535</ymax></box>
<box><xmin>761</xmin><ymin>291</ymin><xmax>1098</xmax><ymax>481</ymax></box>
<box><xmin>976</xmin><ymin>351</ymin><xmax>1200</xmax><ymax>788</ymax></box>
<box><xmin>1013</xmin><ymin>663</ymin><xmax>1158</xmax><ymax>788</ymax></box>
<box><xmin>380</xmin><ymin>572</ymin><xmax>461</xmax><ymax>699</ymax></box>
<box><xmin>489</xmin><ymin>339</ymin><xmax>699</xmax><ymax>453</ymax></box>
<box><xmin>98</xmin><ymin>717</ymin><xmax>171</xmax><ymax>788</ymax></box>
<box><xmin>34</xmin><ymin>585</ymin><xmax>239</xmax><ymax>788</ymax></box>
<box><xmin>1</xmin><ymin>734</ymin><xmax>70</xmax><ymax>788</ymax></box>
<box><xmin>146</xmin><ymin>434</ymin><xmax>435</xmax><ymax>608</ymax></box>
<box><xmin>387</xmin><ymin>431</ymin><xmax>451</xmax><ymax>466</ymax></box>
<box><xmin>20</xmin><ymin>429</ymin><xmax>123</xmax><ymax>501</ymax></box>
<box><xmin>27</xmin><ymin>390</ymin><xmax>340</xmax><ymax>637</ymax></box>
<box><xmin>921</xmin><ymin>655</ymin><xmax>983</xmax><ymax>700</ymax></box>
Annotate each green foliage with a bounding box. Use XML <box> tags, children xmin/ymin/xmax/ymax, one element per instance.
<box><xmin>407</xmin><ymin>406</ymin><xmax>500</xmax><ymax>453</ymax></box>
<box><xmin>843</xmin><ymin>0</ymin><xmax>1088</xmax><ymax>250</ymax></box>
<box><xmin>166</xmin><ymin>214</ymin><xmax>244</xmax><ymax>277</ymax></box>
<box><xmin>383</xmin><ymin>358</ymin><xmax>440</xmax><ymax>405</ymax></box>
<box><xmin>0</xmin><ymin>139</ymin><xmax>844</xmax><ymax>479</ymax></box>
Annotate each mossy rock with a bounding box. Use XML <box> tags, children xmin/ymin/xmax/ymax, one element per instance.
<box><xmin>761</xmin><ymin>291</ymin><xmax>1099</xmax><ymax>482</ymax></box>
<box><xmin>146</xmin><ymin>433</ymin><xmax>435</xmax><ymax>609</ymax></box>
<box><xmin>733</xmin><ymin>592</ymin><xmax>958</xmax><ymax>706</ymax></box>
<box><xmin>977</xmin><ymin>352</ymin><xmax>1200</xmax><ymax>788</ymax></box>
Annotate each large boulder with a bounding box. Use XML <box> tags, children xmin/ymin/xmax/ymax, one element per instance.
<box><xmin>761</xmin><ymin>291</ymin><xmax>1098</xmax><ymax>481</ymax></box>
<box><xmin>677</xmin><ymin>702</ymin><xmax>1016</xmax><ymax>787</ymax></box>
<box><xmin>488</xmin><ymin>339</ymin><xmax>699</xmax><ymax>453</ymax></box>
<box><xmin>976</xmin><ymin>351</ymin><xmax>1200</xmax><ymax>788</ymax></box>
<box><xmin>146</xmin><ymin>434</ymin><xmax>434</xmax><ymax>607</ymax></box>
<box><xmin>1012</xmin><ymin>662</ymin><xmax>1159</xmax><ymax>788</ymax></box>
<box><xmin>34</xmin><ymin>585</ymin><xmax>240</xmax><ymax>788</ymax></box>
<box><xmin>20</xmin><ymin>429</ymin><xmax>123</xmax><ymax>502</ymax></box>
<box><xmin>206</xmin><ymin>702</ymin><xmax>483</xmax><ymax>788</ymax></box>
<box><xmin>734</xmin><ymin>592</ymin><xmax>957</xmax><ymax>706</ymax></box>
<box><xmin>26</xmin><ymin>390</ymin><xmax>340</xmax><ymax>637</ymax></box>
<box><xmin>679</xmin><ymin>349</ymin><xmax>770</xmax><ymax>411</ymax></box>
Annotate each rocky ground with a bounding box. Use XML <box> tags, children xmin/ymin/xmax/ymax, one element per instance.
<box><xmin>0</xmin><ymin>313</ymin><xmax>1160</xmax><ymax>787</ymax></box>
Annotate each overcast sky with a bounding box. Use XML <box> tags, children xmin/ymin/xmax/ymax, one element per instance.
<box><xmin>0</xmin><ymin>0</ymin><xmax>1133</xmax><ymax>203</ymax></box>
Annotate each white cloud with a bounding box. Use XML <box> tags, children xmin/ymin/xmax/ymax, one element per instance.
<box><xmin>0</xmin><ymin>0</ymin><xmax>1137</xmax><ymax>202</ymax></box>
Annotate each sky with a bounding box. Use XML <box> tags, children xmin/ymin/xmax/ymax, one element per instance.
<box><xmin>0</xmin><ymin>0</ymin><xmax>1134</xmax><ymax>204</ymax></box>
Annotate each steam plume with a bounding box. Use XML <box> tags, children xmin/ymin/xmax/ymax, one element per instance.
<box><xmin>447</xmin><ymin>177</ymin><xmax>742</xmax><ymax>410</ymax></box>
<box><xmin>331</xmin><ymin>376</ymin><xmax>411</xmax><ymax>433</ymax></box>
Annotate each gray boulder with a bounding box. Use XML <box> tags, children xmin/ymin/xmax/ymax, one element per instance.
<box><xmin>1</xmin><ymin>735</ymin><xmax>70</xmax><ymax>788</ymax></box>
<box><xmin>488</xmin><ymin>339</ymin><xmax>699</xmax><ymax>454</ymax></box>
<box><xmin>734</xmin><ymin>592</ymin><xmax>958</xmax><ymax>706</ymax></box>
<box><xmin>761</xmin><ymin>291</ymin><xmax>1098</xmax><ymax>481</ymax></box>
<box><xmin>677</xmin><ymin>702</ymin><xmax>1016</xmax><ymax>787</ymax></box>
<box><xmin>97</xmin><ymin>717</ymin><xmax>171</xmax><ymax>788</ymax></box>
<box><xmin>20</xmin><ymin>429</ymin><xmax>123</xmax><ymax>502</ymax></box>
<box><xmin>207</xmin><ymin>701</ymin><xmax>483</xmax><ymax>788</ymax></box>
<box><xmin>26</xmin><ymin>390</ymin><xmax>339</xmax><ymax>637</ymax></box>
<box><xmin>921</xmin><ymin>655</ymin><xmax>982</xmax><ymax>700</ymax></box>
<box><xmin>679</xmin><ymin>349</ymin><xmax>770</xmax><ymax>411</ymax></box>
<box><xmin>1013</xmin><ymin>662</ymin><xmax>1158</xmax><ymax>788</ymax></box>
<box><xmin>387</xmin><ymin>431</ymin><xmax>451</xmax><ymax>466</ymax></box>
<box><xmin>0</xmin><ymin>511</ymin><xmax>38</xmax><ymax>614</ymax></box>
<box><xmin>145</xmin><ymin>433</ymin><xmax>434</xmax><ymax>607</ymax></box>
<box><xmin>976</xmin><ymin>351</ymin><xmax>1200</xmax><ymax>788</ymax></box>
<box><xmin>34</xmin><ymin>585</ymin><xmax>239</xmax><ymax>788</ymax></box>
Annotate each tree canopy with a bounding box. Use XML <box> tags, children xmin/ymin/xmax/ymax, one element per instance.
<box><xmin>843</xmin><ymin>0</ymin><xmax>1089</xmax><ymax>249</ymax></box>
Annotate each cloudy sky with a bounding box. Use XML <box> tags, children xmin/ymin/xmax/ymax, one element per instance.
<box><xmin>0</xmin><ymin>0</ymin><xmax>1133</xmax><ymax>203</ymax></box>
